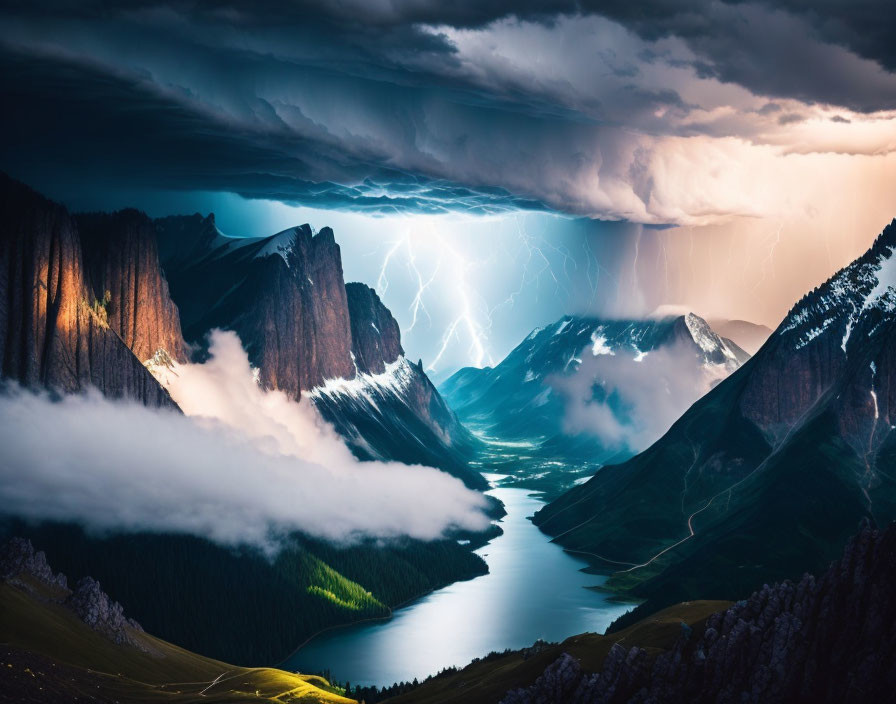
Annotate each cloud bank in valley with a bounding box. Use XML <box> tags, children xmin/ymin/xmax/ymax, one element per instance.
<box><xmin>550</xmin><ymin>341</ymin><xmax>729</xmax><ymax>453</ymax></box>
<box><xmin>0</xmin><ymin>331</ymin><xmax>490</xmax><ymax>550</ymax></box>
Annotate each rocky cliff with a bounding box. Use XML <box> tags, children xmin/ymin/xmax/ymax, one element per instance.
<box><xmin>346</xmin><ymin>282</ymin><xmax>403</xmax><ymax>374</ymax></box>
<box><xmin>155</xmin><ymin>215</ymin><xmax>483</xmax><ymax>486</ymax></box>
<box><xmin>155</xmin><ymin>218</ymin><xmax>356</xmax><ymax>396</ymax></box>
<box><xmin>502</xmin><ymin>520</ymin><xmax>896</xmax><ymax>704</ymax></box>
<box><xmin>76</xmin><ymin>209</ymin><xmax>187</xmax><ymax>363</ymax></box>
<box><xmin>1</xmin><ymin>537</ymin><xmax>145</xmax><ymax>650</ymax></box>
<box><xmin>739</xmin><ymin>220</ymin><xmax>896</xmax><ymax>447</ymax></box>
<box><xmin>0</xmin><ymin>175</ymin><xmax>178</xmax><ymax>409</ymax></box>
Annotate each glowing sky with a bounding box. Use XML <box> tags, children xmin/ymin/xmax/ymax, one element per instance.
<box><xmin>2</xmin><ymin>1</ymin><xmax>895</xmax><ymax>373</ymax></box>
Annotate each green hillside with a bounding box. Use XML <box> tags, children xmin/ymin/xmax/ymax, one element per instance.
<box><xmin>0</xmin><ymin>580</ymin><xmax>354</xmax><ymax>703</ymax></box>
<box><xmin>0</xmin><ymin>522</ymin><xmax>489</xmax><ymax>666</ymax></box>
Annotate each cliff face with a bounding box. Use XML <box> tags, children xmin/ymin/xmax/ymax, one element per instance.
<box><xmin>156</xmin><ymin>220</ymin><xmax>355</xmax><ymax>396</ymax></box>
<box><xmin>0</xmin><ymin>176</ymin><xmax>178</xmax><ymax>409</ymax></box>
<box><xmin>76</xmin><ymin>210</ymin><xmax>187</xmax><ymax>363</ymax></box>
<box><xmin>346</xmin><ymin>282</ymin><xmax>403</xmax><ymax>374</ymax></box>
<box><xmin>503</xmin><ymin>520</ymin><xmax>896</xmax><ymax>704</ymax></box>
<box><xmin>155</xmin><ymin>216</ymin><xmax>483</xmax><ymax>485</ymax></box>
<box><xmin>247</xmin><ymin>226</ymin><xmax>355</xmax><ymax>395</ymax></box>
<box><xmin>738</xmin><ymin>221</ymin><xmax>896</xmax><ymax>448</ymax></box>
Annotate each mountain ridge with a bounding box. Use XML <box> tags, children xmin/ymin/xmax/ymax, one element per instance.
<box><xmin>439</xmin><ymin>312</ymin><xmax>747</xmax><ymax>491</ymax></box>
<box><xmin>154</xmin><ymin>214</ymin><xmax>485</xmax><ymax>487</ymax></box>
<box><xmin>534</xmin><ymin>219</ymin><xmax>896</xmax><ymax>618</ymax></box>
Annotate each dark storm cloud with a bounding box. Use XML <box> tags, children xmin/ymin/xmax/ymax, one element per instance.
<box><xmin>0</xmin><ymin>0</ymin><xmax>894</xmax><ymax>219</ymax></box>
<box><xmin>0</xmin><ymin>37</ymin><xmax>546</xmax><ymax>215</ymax></box>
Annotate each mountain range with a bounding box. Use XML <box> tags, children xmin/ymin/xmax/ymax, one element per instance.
<box><xmin>440</xmin><ymin>312</ymin><xmax>748</xmax><ymax>486</ymax></box>
<box><xmin>535</xmin><ymin>218</ymin><xmax>896</xmax><ymax>623</ymax></box>
<box><xmin>0</xmin><ymin>174</ymin><xmax>492</xmax><ymax>664</ymax></box>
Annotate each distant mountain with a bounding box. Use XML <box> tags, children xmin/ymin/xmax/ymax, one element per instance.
<box><xmin>708</xmin><ymin>318</ymin><xmax>773</xmax><ymax>355</ymax></box>
<box><xmin>440</xmin><ymin>313</ymin><xmax>747</xmax><ymax>466</ymax></box>
<box><xmin>154</xmin><ymin>214</ymin><xmax>485</xmax><ymax>489</ymax></box>
<box><xmin>0</xmin><ymin>175</ymin><xmax>179</xmax><ymax>409</ymax></box>
<box><xmin>535</xmin><ymin>219</ymin><xmax>896</xmax><ymax>619</ymax></box>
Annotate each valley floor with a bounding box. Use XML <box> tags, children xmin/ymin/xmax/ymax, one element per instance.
<box><xmin>466</xmin><ymin>422</ymin><xmax>609</xmax><ymax>500</ymax></box>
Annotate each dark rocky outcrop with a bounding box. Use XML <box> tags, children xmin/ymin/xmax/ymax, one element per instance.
<box><xmin>346</xmin><ymin>282</ymin><xmax>403</xmax><ymax>374</ymax></box>
<box><xmin>76</xmin><ymin>209</ymin><xmax>187</xmax><ymax>363</ymax></box>
<box><xmin>0</xmin><ymin>537</ymin><xmax>145</xmax><ymax>650</ymax></box>
<box><xmin>67</xmin><ymin>576</ymin><xmax>145</xmax><ymax>646</ymax></box>
<box><xmin>0</xmin><ymin>537</ymin><xmax>67</xmax><ymax>591</ymax></box>
<box><xmin>503</xmin><ymin>520</ymin><xmax>896</xmax><ymax>704</ymax></box>
<box><xmin>0</xmin><ymin>175</ymin><xmax>178</xmax><ymax>409</ymax></box>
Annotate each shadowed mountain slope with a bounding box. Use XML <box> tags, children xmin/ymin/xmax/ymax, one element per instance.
<box><xmin>535</xmin><ymin>219</ymin><xmax>896</xmax><ymax>618</ymax></box>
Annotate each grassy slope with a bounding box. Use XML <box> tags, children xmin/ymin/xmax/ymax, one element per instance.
<box><xmin>606</xmin><ymin>408</ymin><xmax>885</xmax><ymax>630</ymax></box>
<box><xmin>381</xmin><ymin>600</ymin><xmax>731</xmax><ymax>704</ymax></box>
<box><xmin>0</xmin><ymin>524</ymin><xmax>487</xmax><ymax>666</ymax></box>
<box><xmin>533</xmin><ymin>364</ymin><xmax>768</xmax><ymax>565</ymax></box>
<box><xmin>0</xmin><ymin>581</ymin><xmax>354</xmax><ymax>703</ymax></box>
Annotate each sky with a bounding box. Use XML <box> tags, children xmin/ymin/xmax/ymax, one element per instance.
<box><xmin>2</xmin><ymin>0</ymin><xmax>895</xmax><ymax>374</ymax></box>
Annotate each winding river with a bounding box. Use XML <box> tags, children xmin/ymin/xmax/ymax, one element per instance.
<box><xmin>283</xmin><ymin>478</ymin><xmax>632</xmax><ymax>687</ymax></box>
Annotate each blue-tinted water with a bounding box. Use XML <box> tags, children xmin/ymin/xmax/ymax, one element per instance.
<box><xmin>283</xmin><ymin>482</ymin><xmax>632</xmax><ymax>687</ymax></box>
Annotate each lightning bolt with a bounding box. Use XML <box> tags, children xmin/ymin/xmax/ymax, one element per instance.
<box><xmin>752</xmin><ymin>220</ymin><xmax>783</xmax><ymax>293</ymax></box>
<box><xmin>406</xmin><ymin>240</ymin><xmax>439</xmax><ymax>332</ymax></box>
<box><xmin>376</xmin><ymin>239</ymin><xmax>403</xmax><ymax>295</ymax></box>
<box><xmin>373</xmin><ymin>218</ymin><xmax>495</xmax><ymax>373</ymax></box>
<box><xmin>426</xmin><ymin>231</ymin><xmax>493</xmax><ymax>372</ymax></box>
<box><xmin>490</xmin><ymin>215</ymin><xmax>600</xmax><ymax>316</ymax></box>
<box><xmin>372</xmin><ymin>213</ymin><xmax>611</xmax><ymax>373</ymax></box>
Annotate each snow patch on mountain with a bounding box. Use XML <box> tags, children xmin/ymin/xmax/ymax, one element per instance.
<box><xmin>862</xmin><ymin>246</ymin><xmax>896</xmax><ymax>312</ymax></box>
<box><xmin>684</xmin><ymin>313</ymin><xmax>741</xmax><ymax>368</ymax></box>
<box><xmin>254</xmin><ymin>228</ymin><xmax>299</xmax><ymax>265</ymax></box>
<box><xmin>591</xmin><ymin>329</ymin><xmax>615</xmax><ymax>356</ymax></box>
<box><xmin>780</xmin><ymin>227</ymin><xmax>896</xmax><ymax>354</ymax></box>
<box><xmin>308</xmin><ymin>356</ymin><xmax>415</xmax><ymax>408</ymax></box>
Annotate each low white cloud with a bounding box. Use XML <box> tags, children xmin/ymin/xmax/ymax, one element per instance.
<box><xmin>0</xmin><ymin>331</ymin><xmax>490</xmax><ymax>551</ymax></box>
<box><xmin>550</xmin><ymin>341</ymin><xmax>729</xmax><ymax>453</ymax></box>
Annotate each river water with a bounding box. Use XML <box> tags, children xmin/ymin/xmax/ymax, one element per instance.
<box><xmin>283</xmin><ymin>480</ymin><xmax>631</xmax><ymax>687</ymax></box>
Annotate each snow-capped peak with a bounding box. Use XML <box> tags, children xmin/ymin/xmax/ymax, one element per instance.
<box><xmin>683</xmin><ymin>312</ymin><xmax>741</xmax><ymax>368</ymax></box>
<box><xmin>307</xmin><ymin>356</ymin><xmax>415</xmax><ymax>407</ymax></box>
<box><xmin>780</xmin><ymin>222</ymin><xmax>896</xmax><ymax>354</ymax></box>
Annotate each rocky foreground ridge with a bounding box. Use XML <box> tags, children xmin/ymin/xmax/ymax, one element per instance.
<box><xmin>502</xmin><ymin>520</ymin><xmax>896</xmax><ymax>704</ymax></box>
<box><xmin>0</xmin><ymin>537</ymin><xmax>146</xmax><ymax>650</ymax></box>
